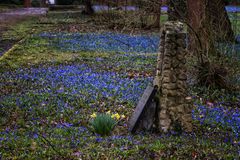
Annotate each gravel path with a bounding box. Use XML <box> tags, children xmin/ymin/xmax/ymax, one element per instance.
<box><xmin>0</xmin><ymin>7</ymin><xmax>48</xmax><ymax>22</ymax></box>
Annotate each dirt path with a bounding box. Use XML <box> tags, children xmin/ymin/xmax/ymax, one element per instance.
<box><xmin>0</xmin><ymin>8</ymin><xmax>48</xmax><ymax>57</ymax></box>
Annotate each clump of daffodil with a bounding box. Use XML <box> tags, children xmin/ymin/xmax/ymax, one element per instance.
<box><xmin>111</xmin><ymin>113</ymin><xmax>126</xmax><ymax>120</ymax></box>
<box><xmin>89</xmin><ymin>111</ymin><xmax>126</xmax><ymax>136</ymax></box>
<box><xmin>90</xmin><ymin>113</ymin><xmax>116</xmax><ymax>136</ymax></box>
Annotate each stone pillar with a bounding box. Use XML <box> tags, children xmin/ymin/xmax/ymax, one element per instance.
<box><xmin>154</xmin><ymin>21</ymin><xmax>193</xmax><ymax>133</ymax></box>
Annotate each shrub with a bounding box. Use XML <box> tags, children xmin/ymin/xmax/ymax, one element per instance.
<box><xmin>197</xmin><ymin>61</ymin><xmax>228</xmax><ymax>89</ymax></box>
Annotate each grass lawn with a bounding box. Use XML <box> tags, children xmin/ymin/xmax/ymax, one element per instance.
<box><xmin>0</xmin><ymin>4</ymin><xmax>22</xmax><ymax>13</ymax></box>
<box><xmin>228</xmin><ymin>12</ymin><xmax>240</xmax><ymax>35</ymax></box>
<box><xmin>0</xmin><ymin>11</ymin><xmax>240</xmax><ymax>159</ymax></box>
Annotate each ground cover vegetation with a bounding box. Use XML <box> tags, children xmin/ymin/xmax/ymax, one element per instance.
<box><xmin>0</xmin><ymin>3</ymin><xmax>240</xmax><ymax>159</ymax></box>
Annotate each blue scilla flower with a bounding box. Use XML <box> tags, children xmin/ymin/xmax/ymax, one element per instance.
<box><xmin>1</xmin><ymin>64</ymin><xmax>151</xmax><ymax>107</ymax></box>
<box><xmin>193</xmin><ymin>104</ymin><xmax>240</xmax><ymax>139</ymax></box>
<box><xmin>236</xmin><ymin>35</ymin><xmax>240</xmax><ymax>44</ymax></box>
<box><xmin>225</xmin><ymin>6</ymin><xmax>240</xmax><ymax>13</ymax></box>
<box><xmin>34</xmin><ymin>32</ymin><xmax>160</xmax><ymax>54</ymax></box>
<box><xmin>95</xmin><ymin>137</ymin><xmax>103</xmax><ymax>143</ymax></box>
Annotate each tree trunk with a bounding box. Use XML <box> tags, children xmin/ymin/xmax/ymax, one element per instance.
<box><xmin>187</xmin><ymin>0</ymin><xmax>205</xmax><ymax>58</ymax></box>
<box><xmin>152</xmin><ymin>0</ymin><xmax>162</xmax><ymax>28</ymax></box>
<box><xmin>40</xmin><ymin>0</ymin><xmax>47</xmax><ymax>7</ymax></box>
<box><xmin>187</xmin><ymin>0</ymin><xmax>235</xmax><ymax>58</ymax></box>
<box><xmin>206</xmin><ymin>0</ymin><xmax>235</xmax><ymax>42</ymax></box>
<box><xmin>84</xmin><ymin>0</ymin><xmax>94</xmax><ymax>15</ymax></box>
<box><xmin>24</xmin><ymin>0</ymin><xmax>31</xmax><ymax>8</ymax></box>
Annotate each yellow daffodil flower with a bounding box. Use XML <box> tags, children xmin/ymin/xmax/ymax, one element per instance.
<box><xmin>111</xmin><ymin>113</ymin><xmax>121</xmax><ymax>120</ymax></box>
<box><xmin>106</xmin><ymin>111</ymin><xmax>111</xmax><ymax>114</ymax></box>
<box><xmin>121</xmin><ymin>115</ymin><xmax>126</xmax><ymax>119</ymax></box>
<box><xmin>90</xmin><ymin>113</ymin><xmax>97</xmax><ymax>118</ymax></box>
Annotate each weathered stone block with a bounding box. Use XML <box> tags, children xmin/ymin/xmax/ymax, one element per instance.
<box><xmin>165</xmin><ymin>44</ymin><xmax>175</xmax><ymax>50</ymax></box>
<box><xmin>182</xmin><ymin>114</ymin><xmax>192</xmax><ymax>122</ymax></box>
<box><xmin>164</xmin><ymin>52</ymin><xmax>172</xmax><ymax>57</ymax></box>
<box><xmin>163</xmin><ymin>63</ymin><xmax>171</xmax><ymax>70</ymax></box>
<box><xmin>159</xmin><ymin>46</ymin><xmax>165</xmax><ymax>52</ymax></box>
<box><xmin>162</xmin><ymin>70</ymin><xmax>172</xmax><ymax>77</ymax></box>
<box><xmin>166</xmin><ymin>97</ymin><xmax>177</xmax><ymax>106</ymax></box>
<box><xmin>176</xmin><ymin>33</ymin><xmax>186</xmax><ymax>38</ymax></box>
<box><xmin>178</xmin><ymin>73</ymin><xmax>187</xmax><ymax>80</ymax></box>
<box><xmin>176</xmin><ymin>104</ymin><xmax>186</xmax><ymax>113</ymax></box>
<box><xmin>175</xmin><ymin>97</ymin><xmax>185</xmax><ymax>105</ymax></box>
<box><xmin>184</xmin><ymin>104</ymin><xmax>193</xmax><ymax>113</ymax></box>
<box><xmin>159</xmin><ymin>110</ymin><xmax>168</xmax><ymax>119</ymax></box>
<box><xmin>170</xmin><ymin>51</ymin><xmax>177</xmax><ymax>56</ymax></box>
<box><xmin>176</xmin><ymin>39</ymin><xmax>185</xmax><ymax>46</ymax></box>
<box><xmin>176</xmin><ymin>53</ymin><xmax>184</xmax><ymax>61</ymax></box>
<box><xmin>159</xmin><ymin>118</ymin><xmax>172</xmax><ymax>132</ymax></box>
<box><xmin>170</xmin><ymin>74</ymin><xmax>177</xmax><ymax>83</ymax></box>
<box><xmin>162</xmin><ymin>83</ymin><xmax>178</xmax><ymax>90</ymax></box>
<box><xmin>177</xmin><ymin>81</ymin><xmax>187</xmax><ymax>89</ymax></box>
<box><xmin>162</xmin><ymin>77</ymin><xmax>170</xmax><ymax>83</ymax></box>
<box><xmin>172</xmin><ymin>59</ymin><xmax>180</xmax><ymax>68</ymax></box>
<box><xmin>166</xmin><ymin>90</ymin><xmax>179</xmax><ymax>96</ymax></box>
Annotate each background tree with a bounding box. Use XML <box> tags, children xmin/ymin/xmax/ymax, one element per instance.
<box><xmin>137</xmin><ymin>0</ymin><xmax>162</xmax><ymax>28</ymax></box>
<box><xmin>187</xmin><ymin>0</ymin><xmax>235</xmax><ymax>56</ymax></box>
<box><xmin>83</xmin><ymin>0</ymin><xmax>94</xmax><ymax>15</ymax></box>
<box><xmin>24</xmin><ymin>0</ymin><xmax>31</xmax><ymax>7</ymax></box>
<box><xmin>152</xmin><ymin>0</ymin><xmax>162</xmax><ymax>28</ymax></box>
<box><xmin>187</xmin><ymin>0</ymin><xmax>235</xmax><ymax>89</ymax></box>
<box><xmin>205</xmin><ymin>0</ymin><xmax>235</xmax><ymax>42</ymax></box>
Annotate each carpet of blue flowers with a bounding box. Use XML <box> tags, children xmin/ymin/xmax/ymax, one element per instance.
<box><xmin>37</xmin><ymin>32</ymin><xmax>160</xmax><ymax>53</ymax></box>
<box><xmin>0</xmin><ymin>12</ymin><xmax>240</xmax><ymax>158</ymax></box>
<box><xmin>226</xmin><ymin>6</ymin><xmax>240</xmax><ymax>13</ymax></box>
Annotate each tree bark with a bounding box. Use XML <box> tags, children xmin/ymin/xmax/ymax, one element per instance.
<box><xmin>152</xmin><ymin>0</ymin><xmax>162</xmax><ymax>28</ymax></box>
<box><xmin>206</xmin><ymin>0</ymin><xmax>235</xmax><ymax>42</ymax></box>
<box><xmin>24</xmin><ymin>0</ymin><xmax>31</xmax><ymax>8</ymax></box>
<box><xmin>187</xmin><ymin>0</ymin><xmax>235</xmax><ymax>59</ymax></box>
<box><xmin>84</xmin><ymin>0</ymin><xmax>94</xmax><ymax>15</ymax></box>
<box><xmin>40</xmin><ymin>0</ymin><xmax>47</xmax><ymax>7</ymax></box>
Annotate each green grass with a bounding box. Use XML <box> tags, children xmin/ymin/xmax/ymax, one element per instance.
<box><xmin>228</xmin><ymin>12</ymin><xmax>240</xmax><ymax>34</ymax></box>
<box><xmin>0</xmin><ymin>4</ymin><xmax>20</xmax><ymax>12</ymax></box>
<box><xmin>2</xmin><ymin>18</ymin><xmax>43</xmax><ymax>41</ymax></box>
